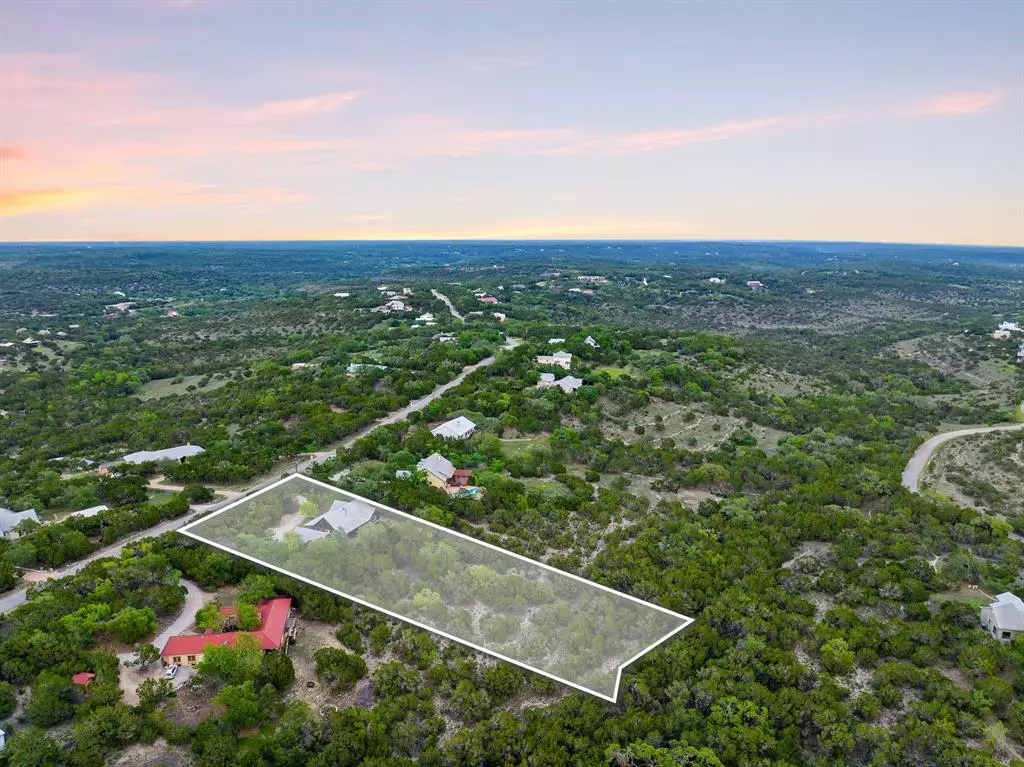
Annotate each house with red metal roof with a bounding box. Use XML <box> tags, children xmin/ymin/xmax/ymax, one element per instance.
<box><xmin>161</xmin><ymin>597</ymin><xmax>294</xmax><ymax>667</ymax></box>
<box><xmin>71</xmin><ymin>672</ymin><xmax>95</xmax><ymax>687</ymax></box>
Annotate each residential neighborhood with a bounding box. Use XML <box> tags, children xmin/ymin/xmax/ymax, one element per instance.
<box><xmin>535</xmin><ymin>350</ymin><xmax>573</xmax><ymax>370</ymax></box>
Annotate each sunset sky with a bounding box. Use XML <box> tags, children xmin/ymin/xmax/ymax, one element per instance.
<box><xmin>1</xmin><ymin>0</ymin><xmax>1021</xmax><ymax>244</ymax></box>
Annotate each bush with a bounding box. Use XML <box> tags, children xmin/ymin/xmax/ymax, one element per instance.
<box><xmin>313</xmin><ymin>648</ymin><xmax>367</xmax><ymax>692</ymax></box>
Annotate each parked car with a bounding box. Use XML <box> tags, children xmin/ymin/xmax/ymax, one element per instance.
<box><xmin>164</xmin><ymin>664</ymin><xmax>179</xmax><ymax>680</ymax></box>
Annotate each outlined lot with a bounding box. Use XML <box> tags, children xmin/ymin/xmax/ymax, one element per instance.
<box><xmin>180</xmin><ymin>474</ymin><xmax>693</xmax><ymax>701</ymax></box>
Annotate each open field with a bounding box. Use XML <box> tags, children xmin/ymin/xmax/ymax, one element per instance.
<box><xmin>137</xmin><ymin>374</ymin><xmax>230</xmax><ymax>400</ymax></box>
<box><xmin>924</xmin><ymin>428</ymin><xmax>1024</xmax><ymax>519</ymax></box>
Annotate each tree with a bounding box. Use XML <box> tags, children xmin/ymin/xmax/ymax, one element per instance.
<box><xmin>195</xmin><ymin>600</ymin><xmax>227</xmax><ymax>632</ymax></box>
<box><xmin>107</xmin><ymin>606</ymin><xmax>157</xmax><ymax>644</ymax></box>
<box><xmin>25</xmin><ymin>672</ymin><xmax>78</xmax><ymax>727</ymax></box>
<box><xmin>236</xmin><ymin>602</ymin><xmax>261</xmax><ymax>631</ymax></box>
<box><xmin>131</xmin><ymin>642</ymin><xmax>161</xmax><ymax>668</ymax></box>
<box><xmin>0</xmin><ymin>679</ymin><xmax>16</xmax><ymax>719</ymax></box>
<box><xmin>2</xmin><ymin>726</ymin><xmax>62</xmax><ymax>767</ymax></box>
<box><xmin>256</xmin><ymin>651</ymin><xmax>295</xmax><ymax>692</ymax></box>
<box><xmin>182</xmin><ymin>484</ymin><xmax>215</xmax><ymax>503</ymax></box>
<box><xmin>213</xmin><ymin>680</ymin><xmax>266</xmax><ymax>729</ymax></box>
<box><xmin>313</xmin><ymin>647</ymin><xmax>367</xmax><ymax>692</ymax></box>
<box><xmin>198</xmin><ymin>633</ymin><xmax>264</xmax><ymax>684</ymax></box>
<box><xmin>137</xmin><ymin>677</ymin><xmax>176</xmax><ymax>711</ymax></box>
<box><xmin>820</xmin><ymin>638</ymin><xmax>855</xmax><ymax>675</ymax></box>
<box><xmin>237</xmin><ymin>573</ymin><xmax>276</xmax><ymax>605</ymax></box>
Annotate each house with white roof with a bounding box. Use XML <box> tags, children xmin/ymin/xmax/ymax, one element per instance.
<box><xmin>431</xmin><ymin>416</ymin><xmax>477</xmax><ymax>440</ymax></box>
<box><xmin>981</xmin><ymin>592</ymin><xmax>1024</xmax><ymax>643</ymax></box>
<box><xmin>372</xmin><ymin>299</ymin><xmax>412</xmax><ymax>314</ymax></box>
<box><xmin>998</xmin><ymin>321</ymin><xmax>1022</xmax><ymax>333</ymax></box>
<box><xmin>535</xmin><ymin>351</ymin><xmax>572</xmax><ymax>370</ymax></box>
<box><xmin>122</xmin><ymin>444</ymin><xmax>205</xmax><ymax>464</ymax></box>
<box><xmin>304</xmin><ymin>499</ymin><xmax>378</xmax><ymax>537</ymax></box>
<box><xmin>707</xmin><ymin>277</ymin><xmax>726</xmax><ymax>285</ymax></box>
<box><xmin>0</xmin><ymin>507</ymin><xmax>40</xmax><ymax>538</ymax></box>
<box><xmin>67</xmin><ymin>504</ymin><xmax>109</xmax><ymax>520</ymax></box>
<box><xmin>584</xmin><ymin>336</ymin><xmax>600</xmax><ymax>348</ymax></box>
<box><xmin>548</xmin><ymin>338</ymin><xmax>566</xmax><ymax>344</ymax></box>
<box><xmin>537</xmin><ymin>372</ymin><xmax>556</xmax><ymax>388</ymax></box>
<box><xmin>333</xmin><ymin>292</ymin><xmax>351</xmax><ymax>298</ymax></box>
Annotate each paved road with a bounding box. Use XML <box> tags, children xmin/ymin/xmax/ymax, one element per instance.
<box><xmin>340</xmin><ymin>354</ymin><xmax>495</xmax><ymax>449</ymax></box>
<box><xmin>431</xmin><ymin>289</ymin><xmax>465</xmax><ymax>322</ymax></box>
<box><xmin>901</xmin><ymin>401</ymin><xmax>1024</xmax><ymax>492</ymax></box>
<box><xmin>0</xmin><ymin>353</ymin><xmax>498</xmax><ymax>615</ymax></box>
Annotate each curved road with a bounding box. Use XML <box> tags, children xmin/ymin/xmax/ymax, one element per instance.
<box><xmin>0</xmin><ymin>351</ymin><xmax>497</xmax><ymax>615</ymax></box>
<box><xmin>902</xmin><ymin>401</ymin><xmax>1024</xmax><ymax>492</ymax></box>
<box><xmin>431</xmin><ymin>289</ymin><xmax>465</xmax><ymax>322</ymax></box>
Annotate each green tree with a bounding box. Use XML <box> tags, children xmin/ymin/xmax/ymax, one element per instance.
<box><xmin>106</xmin><ymin>606</ymin><xmax>157</xmax><ymax>644</ymax></box>
<box><xmin>198</xmin><ymin>633</ymin><xmax>264</xmax><ymax>684</ymax></box>
<box><xmin>25</xmin><ymin>672</ymin><xmax>78</xmax><ymax>727</ymax></box>
<box><xmin>2</xmin><ymin>726</ymin><xmax>62</xmax><ymax>767</ymax></box>
<box><xmin>313</xmin><ymin>647</ymin><xmax>367</xmax><ymax>692</ymax></box>
<box><xmin>195</xmin><ymin>600</ymin><xmax>227</xmax><ymax>632</ymax></box>
<box><xmin>213</xmin><ymin>680</ymin><xmax>265</xmax><ymax>729</ymax></box>
<box><xmin>137</xmin><ymin>677</ymin><xmax>176</xmax><ymax>711</ymax></box>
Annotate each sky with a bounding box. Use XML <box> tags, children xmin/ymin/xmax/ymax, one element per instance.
<box><xmin>1</xmin><ymin>0</ymin><xmax>1021</xmax><ymax>245</ymax></box>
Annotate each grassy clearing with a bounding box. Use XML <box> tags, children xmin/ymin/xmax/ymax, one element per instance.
<box><xmin>147</xmin><ymin>490</ymin><xmax>179</xmax><ymax>506</ymax></box>
<box><xmin>601</xmin><ymin>397</ymin><xmax>790</xmax><ymax>453</ymax></box>
<box><xmin>520</xmin><ymin>477</ymin><xmax>570</xmax><ymax>497</ymax></box>
<box><xmin>137</xmin><ymin>374</ymin><xmax>229</xmax><ymax>400</ymax></box>
<box><xmin>932</xmin><ymin>589</ymin><xmax>991</xmax><ymax>608</ymax></box>
<box><xmin>500</xmin><ymin>436</ymin><xmax>547</xmax><ymax>458</ymax></box>
<box><xmin>596</xmin><ymin>366</ymin><xmax>631</xmax><ymax>379</ymax></box>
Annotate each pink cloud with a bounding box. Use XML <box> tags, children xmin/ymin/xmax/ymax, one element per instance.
<box><xmin>233</xmin><ymin>91</ymin><xmax>364</xmax><ymax>122</ymax></box>
<box><xmin>532</xmin><ymin>116</ymin><xmax>794</xmax><ymax>157</ymax></box>
<box><xmin>905</xmin><ymin>91</ymin><xmax>1004</xmax><ymax>116</ymax></box>
<box><xmin>0</xmin><ymin>145</ymin><xmax>30</xmax><ymax>161</ymax></box>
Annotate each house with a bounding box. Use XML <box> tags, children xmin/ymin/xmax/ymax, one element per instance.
<box><xmin>535</xmin><ymin>351</ymin><xmax>572</xmax><ymax>370</ymax></box>
<box><xmin>105</xmin><ymin>302</ymin><xmax>135</xmax><ymax>312</ymax></box>
<box><xmin>552</xmin><ymin>375</ymin><xmax>584</xmax><ymax>394</ymax></box>
<box><xmin>548</xmin><ymin>338</ymin><xmax>566</xmax><ymax>344</ymax></box>
<box><xmin>0</xmin><ymin>507</ymin><xmax>40</xmax><ymax>538</ymax></box>
<box><xmin>998</xmin><ymin>321</ymin><xmax>1022</xmax><ymax>333</ymax></box>
<box><xmin>416</xmin><ymin>312</ymin><xmax>436</xmax><ymax>324</ymax></box>
<box><xmin>372</xmin><ymin>299</ymin><xmax>412</xmax><ymax>314</ymax></box>
<box><xmin>537</xmin><ymin>372</ymin><xmax>556</xmax><ymax>388</ymax></box>
<box><xmin>479</xmin><ymin>296</ymin><xmax>499</xmax><ymax>304</ymax></box>
<box><xmin>69</xmin><ymin>324</ymin><xmax>80</xmax><ymax>329</ymax></box>
<box><xmin>122</xmin><ymin>444</ymin><xmax>205</xmax><ymax>464</ymax></box>
<box><xmin>22</xmin><ymin>338</ymin><xmax>40</xmax><ymax>346</ymax></box>
<box><xmin>568</xmin><ymin>288</ymin><xmax>583</xmax><ymax>294</ymax></box>
<box><xmin>1017</xmin><ymin>342</ymin><xmax>1024</xmax><ymax>364</ymax></box>
<box><xmin>162</xmin><ymin>597</ymin><xmax>294</xmax><ymax>666</ymax></box>
<box><xmin>395</xmin><ymin>469</ymin><xmax>413</xmax><ymax>479</ymax></box>
<box><xmin>67</xmin><ymin>504</ymin><xmax>109</xmax><ymax>520</ymax></box>
<box><xmin>581</xmin><ymin>289</ymin><xmax>594</xmax><ymax>296</ymax></box>
<box><xmin>493</xmin><ymin>312</ymin><xmax>507</xmax><ymax>322</ymax></box>
<box><xmin>71</xmin><ymin>672</ymin><xmax>95</xmax><ymax>688</ymax></box>
<box><xmin>291</xmin><ymin>362</ymin><xmax>313</xmax><ymax>370</ymax></box>
<box><xmin>305</xmin><ymin>499</ymin><xmax>378</xmax><ymax>536</ymax></box>
<box><xmin>0</xmin><ymin>342</ymin><xmax>15</xmax><ymax>348</ymax></box>
<box><xmin>746</xmin><ymin>280</ymin><xmax>765</xmax><ymax>290</ymax></box>
<box><xmin>431</xmin><ymin>416</ymin><xmax>477</xmax><ymax>440</ymax></box>
<box><xmin>980</xmin><ymin>592</ymin><xmax>1024</xmax><ymax>643</ymax></box>
<box><xmin>14</xmin><ymin>328</ymin><xmax>27</xmax><ymax>334</ymax></box>
<box><xmin>0</xmin><ymin>726</ymin><xmax>6</xmax><ymax>750</ymax></box>
<box><xmin>707</xmin><ymin>277</ymin><xmax>726</xmax><ymax>285</ymax></box>
<box><xmin>417</xmin><ymin>453</ymin><xmax>473</xmax><ymax>494</ymax></box>
<box><xmin>402</xmin><ymin>287</ymin><xmax>414</xmax><ymax>295</ymax></box>
<box><xmin>584</xmin><ymin>336</ymin><xmax>600</xmax><ymax>348</ymax></box>
<box><xmin>333</xmin><ymin>292</ymin><xmax>351</xmax><ymax>298</ymax></box>
<box><xmin>577</xmin><ymin>275</ymin><xmax>607</xmax><ymax>283</ymax></box>
<box><xmin>376</xmin><ymin>285</ymin><xmax>389</xmax><ymax>291</ymax></box>
<box><xmin>433</xmin><ymin>333</ymin><xmax>456</xmax><ymax>344</ymax></box>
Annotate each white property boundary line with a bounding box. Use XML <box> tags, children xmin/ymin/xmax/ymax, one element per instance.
<box><xmin>179</xmin><ymin>473</ymin><xmax>694</xmax><ymax>702</ymax></box>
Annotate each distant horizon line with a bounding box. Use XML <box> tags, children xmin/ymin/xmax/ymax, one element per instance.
<box><xmin>0</xmin><ymin>237</ymin><xmax>1021</xmax><ymax>250</ymax></box>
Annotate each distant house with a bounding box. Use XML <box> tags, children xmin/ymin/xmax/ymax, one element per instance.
<box><xmin>162</xmin><ymin>597</ymin><xmax>294</xmax><ymax>666</ymax></box>
<box><xmin>372</xmin><ymin>299</ymin><xmax>411</xmax><ymax>314</ymax></box>
<box><xmin>402</xmin><ymin>287</ymin><xmax>414</xmax><ymax>295</ymax></box>
<box><xmin>291</xmin><ymin>362</ymin><xmax>313</xmax><ymax>370</ymax></box>
<box><xmin>584</xmin><ymin>335</ymin><xmax>600</xmax><ymax>348</ymax></box>
<box><xmin>431</xmin><ymin>416</ymin><xmax>477</xmax><ymax>440</ymax></box>
<box><xmin>548</xmin><ymin>338</ymin><xmax>566</xmax><ymax>344</ymax></box>
<box><xmin>707</xmin><ymin>277</ymin><xmax>726</xmax><ymax>285</ymax></box>
<box><xmin>577</xmin><ymin>275</ymin><xmax>607</xmax><ymax>283</ymax></box>
<box><xmin>395</xmin><ymin>469</ymin><xmax>413</xmax><ymax>479</ymax></box>
<box><xmin>552</xmin><ymin>375</ymin><xmax>584</xmax><ymax>394</ymax></box>
<box><xmin>992</xmin><ymin>330</ymin><xmax>1012</xmax><ymax>340</ymax></box>
<box><xmin>0</xmin><ymin>726</ymin><xmax>6</xmax><ymax>750</ymax></box>
<box><xmin>479</xmin><ymin>296</ymin><xmax>499</xmax><ymax>304</ymax></box>
<box><xmin>981</xmin><ymin>592</ymin><xmax>1024</xmax><ymax>643</ymax></box>
<box><xmin>122</xmin><ymin>444</ymin><xmax>205</xmax><ymax>464</ymax></box>
<box><xmin>333</xmin><ymin>292</ymin><xmax>351</xmax><ymax>298</ymax></box>
<box><xmin>998</xmin><ymin>321</ymin><xmax>1022</xmax><ymax>333</ymax></box>
<box><xmin>1017</xmin><ymin>343</ymin><xmax>1024</xmax><ymax>364</ymax></box>
<box><xmin>22</xmin><ymin>338</ymin><xmax>40</xmax><ymax>346</ymax></box>
<box><xmin>0</xmin><ymin>342</ymin><xmax>15</xmax><ymax>348</ymax></box>
<box><xmin>105</xmin><ymin>302</ymin><xmax>135</xmax><ymax>312</ymax></box>
<box><xmin>305</xmin><ymin>499</ymin><xmax>378</xmax><ymax>537</ymax></box>
<box><xmin>416</xmin><ymin>312</ymin><xmax>436</xmax><ymax>324</ymax></box>
<box><xmin>537</xmin><ymin>372</ymin><xmax>556</xmax><ymax>388</ymax></box>
<box><xmin>493</xmin><ymin>312</ymin><xmax>507</xmax><ymax>322</ymax></box>
<box><xmin>536</xmin><ymin>351</ymin><xmax>572</xmax><ymax>370</ymax></box>
<box><xmin>166</xmin><ymin>310</ymin><xmax>180</xmax><ymax>318</ymax></box>
<box><xmin>67</xmin><ymin>504</ymin><xmax>109</xmax><ymax>520</ymax></box>
<box><xmin>581</xmin><ymin>289</ymin><xmax>594</xmax><ymax>296</ymax></box>
<box><xmin>746</xmin><ymin>280</ymin><xmax>765</xmax><ymax>290</ymax></box>
<box><xmin>0</xmin><ymin>507</ymin><xmax>40</xmax><ymax>538</ymax></box>
<box><xmin>417</xmin><ymin>453</ymin><xmax>473</xmax><ymax>494</ymax></box>
<box><xmin>432</xmin><ymin>333</ymin><xmax>456</xmax><ymax>344</ymax></box>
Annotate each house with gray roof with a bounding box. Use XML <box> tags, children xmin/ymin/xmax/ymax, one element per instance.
<box><xmin>306</xmin><ymin>499</ymin><xmax>378</xmax><ymax>536</ymax></box>
<box><xmin>122</xmin><ymin>444</ymin><xmax>205</xmax><ymax>464</ymax></box>
<box><xmin>553</xmin><ymin>375</ymin><xmax>584</xmax><ymax>394</ymax></box>
<box><xmin>0</xmin><ymin>507</ymin><xmax>40</xmax><ymax>538</ymax></box>
<box><xmin>981</xmin><ymin>592</ymin><xmax>1024</xmax><ymax>643</ymax></box>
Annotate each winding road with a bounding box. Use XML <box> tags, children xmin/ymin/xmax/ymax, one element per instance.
<box><xmin>901</xmin><ymin>401</ymin><xmax>1024</xmax><ymax>493</ymax></box>
<box><xmin>0</xmin><ymin>344</ymin><xmax>498</xmax><ymax>615</ymax></box>
<box><xmin>431</xmin><ymin>289</ymin><xmax>465</xmax><ymax>322</ymax></box>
